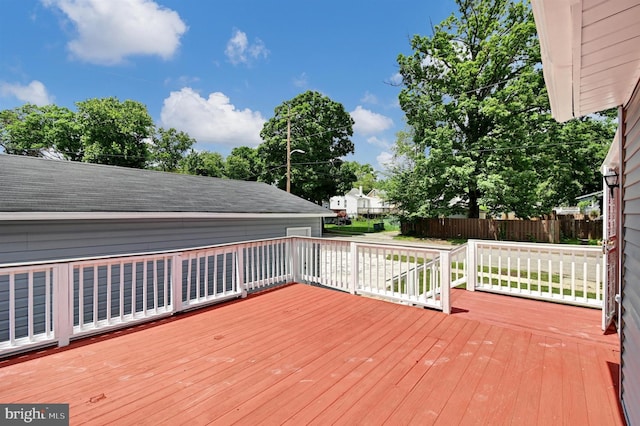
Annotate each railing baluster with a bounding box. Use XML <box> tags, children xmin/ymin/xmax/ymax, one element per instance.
<box><xmin>163</xmin><ymin>257</ymin><xmax>169</xmax><ymax>310</ymax></box>
<box><xmin>107</xmin><ymin>264</ymin><xmax>112</xmax><ymax>323</ymax></box>
<box><xmin>78</xmin><ymin>266</ymin><xmax>84</xmax><ymax>329</ymax></box>
<box><xmin>45</xmin><ymin>269</ymin><xmax>52</xmax><ymax>338</ymax></box>
<box><xmin>119</xmin><ymin>261</ymin><xmax>124</xmax><ymax>321</ymax></box>
<box><xmin>28</xmin><ymin>271</ymin><xmax>34</xmax><ymax>341</ymax></box>
<box><xmin>143</xmin><ymin>261</ymin><xmax>148</xmax><ymax>315</ymax></box>
<box><xmin>93</xmin><ymin>265</ymin><xmax>98</xmax><ymax>327</ymax></box>
<box><xmin>222</xmin><ymin>249</ymin><xmax>228</xmax><ymax>295</ymax></box>
<box><xmin>8</xmin><ymin>273</ymin><xmax>15</xmax><ymax>345</ymax></box>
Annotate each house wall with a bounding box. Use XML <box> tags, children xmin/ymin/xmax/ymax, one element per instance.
<box><xmin>621</xmin><ymin>79</ymin><xmax>640</xmax><ymax>425</ymax></box>
<box><xmin>329</xmin><ymin>196</ymin><xmax>346</xmax><ymax>211</ymax></box>
<box><xmin>0</xmin><ymin>217</ymin><xmax>323</xmax><ymax>264</ymax></box>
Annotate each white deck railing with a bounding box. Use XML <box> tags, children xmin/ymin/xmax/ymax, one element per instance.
<box><xmin>292</xmin><ymin>238</ymin><xmax>450</xmax><ymax>311</ymax></box>
<box><xmin>466</xmin><ymin>239</ymin><xmax>604</xmax><ymax>307</ymax></box>
<box><xmin>0</xmin><ymin>264</ymin><xmax>56</xmax><ymax>353</ymax></box>
<box><xmin>0</xmin><ymin>236</ymin><xmax>604</xmax><ymax>357</ymax></box>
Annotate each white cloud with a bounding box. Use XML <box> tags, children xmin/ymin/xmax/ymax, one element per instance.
<box><xmin>225</xmin><ymin>29</ymin><xmax>269</xmax><ymax>65</ymax></box>
<box><xmin>293</xmin><ymin>72</ymin><xmax>308</xmax><ymax>88</ymax></box>
<box><xmin>366</xmin><ymin>136</ymin><xmax>391</xmax><ymax>149</ymax></box>
<box><xmin>360</xmin><ymin>91</ymin><xmax>378</xmax><ymax>104</ymax></box>
<box><xmin>350</xmin><ymin>106</ymin><xmax>394</xmax><ymax>135</ymax></box>
<box><xmin>389</xmin><ymin>72</ymin><xmax>402</xmax><ymax>85</ymax></box>
<box><xmin>160</xmin><ymin>87</ymin><xmax>265</xmax><ymax>147</ymax></box>
<box><xmin>42</xmin><ymin>0</ymin><xmax>187</xmax><ymax>65</ymax></box>
<box><xmin>376</xmin><ymin>151</ymin><xmax>394</xmax><ymax>170</ymax></box>
<box><xmin>0</xmin><ymin>80</ymin><xmax>54</xmax><ymax>105</ymax></box>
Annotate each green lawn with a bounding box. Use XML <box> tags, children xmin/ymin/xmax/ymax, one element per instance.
<box><xmin>324</xmin><ymin>219</ymin><xmax>399</xmax><ymax>235</ymax></box>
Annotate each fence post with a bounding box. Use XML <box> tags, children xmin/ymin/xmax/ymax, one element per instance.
<box><xmin>172</xmin><ymin>254</ymin><xmax>184</xmax><ymax>313</ymax></box>
<box><xmin>54</xmin><ymin>264</ymin><xmax>73</xmax><ymax>347</ymax></box>
<box><xmin>466</xmin><ymin>240</ymin><xmax>477</xmax><ymax>291</ymax></box>
<box><xmin>440</xmin><ymin>250</ymin><xmax>451</xmax><ymax>314</ymax></box>
<box><xmin>236</xmin><ymin>246</ymin><xmax>247</xmax><ymax>298</ymax></box>
<box><xmin>349</xmin><ymin>242</ymin><xmax>358</xmax><ymax>295</ymax></box>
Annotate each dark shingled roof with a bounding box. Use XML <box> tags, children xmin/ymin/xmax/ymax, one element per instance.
<box><xmin>0</xmin><ymin>155</ymin><xmax>332</xmax><ymax>215</ymax></box>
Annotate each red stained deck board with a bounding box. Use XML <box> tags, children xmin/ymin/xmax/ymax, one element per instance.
<box><xmin>350</xmin><ymin>315</ymin><xmax>468</xmax><ymax>425</ymax></box>
<box><xmin>297</xmin><ymin>314</ymin><xmax>446</xmax><ymax>425</ymax></box>
<box><xmin>432</xmin><ymin>325</ymin><xmax>504</xmax><ymax>425</ymax></box>
<box><xmin>163</xmin><ymin>297</ymin><xmax>417</xmax><ymax>425</ymax></box>
<box><xmin>328</xmin><ymin>316</ymin><xmax>459</xmax><ymax>425</ymax></box>
<box><xmin>275</xmin><ymin>306</ymin><xmax>445</xmax><ymax>425</ymax></box>
<box><xmin>537</xmin><ymin>336</ymin><xmax>565</xmax><ymax>426</ymax></box>
<box><xmin>215</xmin><ymin>301</ymin><xmax>427</xmax><ymax>424</ymax></box>
<box><xmin>0</xmin><ymin>283</ymin><xmax>624</xmax><ymax>425</ymax></box>
<box><xmin>384</xmin><ymin>321</ymin><xmax>491</xmax><ymax>424</ymax></box>
<box><xmin>457</xmin><ymin>325</ymin><xmax>514</xmax><ymax>426</ymax></box>
<box><xmin>509</xmin><ymin>333</ymin><xmax>546</xmax><ymax>425</ymax></box>
<box><xmin>78</xmin><ymin>287</ymin><xmax>386</xmax><ymax>424</ymax></box>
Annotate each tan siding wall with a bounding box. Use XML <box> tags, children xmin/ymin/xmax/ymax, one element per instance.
<box><xmin>621</xmin><ymin>79</ymin><xmax>640</xmax><ymax>426</ymax></box>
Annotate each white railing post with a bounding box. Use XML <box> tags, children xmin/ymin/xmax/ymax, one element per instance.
<box><xmin>172</xmin><ymin>254</ymin><xmax>184</xmax><ymax>313</ymax></box>
<box><xmin>54</xmin><ymin>264</ymin><xmax>73</xmax><ymax>347</ymax></box>
<box><xmin>467</xmin><ymin>240</ymin><xmax>477</xmax><ymax>291</ymax></box>
<box><xmin>236</xmin><ymin>246</ymin><xmax>247</xmax><ymax>298</ymax></box>
<box><xmin>291</xmin><ymin>238</ymin><xmax>301</xmax><ymax>283</ymax></box>
<box><xmin>440</xmin><ymin>250</ymin><xmax>451</xmax><ymax>314</ymax></box>
<box><xmin>349</xmin><ymin>242</ymin><xmax>358</xmax><ymax>295</ymax></box>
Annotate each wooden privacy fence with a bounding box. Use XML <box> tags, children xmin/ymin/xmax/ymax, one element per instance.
<box><xmin>401</xmin><ymin>218</ymin><xmax>562</xmax><ymax>243</ymax></box>
<box><xmin>559</xmin><ymin>218</ymin><xmax>603</xmax><ymax>240</ymax></box>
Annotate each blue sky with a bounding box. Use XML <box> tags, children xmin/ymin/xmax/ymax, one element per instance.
<box><xmin>0</xmin><ymin>0</ymin><xmax>456</xmax><ymax>170</ymax></box>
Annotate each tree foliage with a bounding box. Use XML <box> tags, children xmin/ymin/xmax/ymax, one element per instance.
<box><xmin>224</xmin><ymin>146</ymin><xmax>263</xmax><ymax>181</ymax></box>
<box><xmin>150</xmin><ymin>127</ymin><xmax>195</xmax><ymax>172</ymax></box>
<box><xmin>0</xmin><ymin>104</ymin><xmax>82</xmax><ymax>160</ymax></box>
<box><xmin>258</xmin><ymin>91</ymin><xmax>356</xmax><ymax>203</ymax></box>
<box><xmin>76</xmin><ymin>97</ymin><xmax>154</xmax><ymax>168</ymax></box>
<box><xmin>1</xmin><ymin>98</ymin><xmax>155</xmax><ymax>168</ymax></box>
<box><xmin>387</xmin><ymin>0</ymin><xmax>616</xmax><ymax>219</ymax></box>
<box><xmin>341</xmin><ymin>161</ymin><xmax>379</xmax><ymax>194</ymax></box>
<box><xmin>180</xmin><ymin>150</ymin><xmax>226</xmax><ymax>177</ymax></box>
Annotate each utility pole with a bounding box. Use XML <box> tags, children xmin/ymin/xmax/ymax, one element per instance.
<box><xmin>286</xmin><ymin>105</ymin><xmax>292</xmax><ymax>192</ymax></box>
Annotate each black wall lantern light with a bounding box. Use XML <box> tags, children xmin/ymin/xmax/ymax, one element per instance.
<box><xmin>603</xmin><ymin>169</ymin><xmax>619</xmax><ymax>195</ymax></box>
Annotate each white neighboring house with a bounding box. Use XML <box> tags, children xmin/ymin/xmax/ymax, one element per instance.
<box><xmin>363</xmin><ymin>189</ymin><xmax>396</xmax><ymax>216</ymax></box>
<box><xmin>329</xmin><ymin>187</ymin><xmax>396</xmax><ymax>217</ymax></box>
<box><xmin>329</xmin><ymin>187</ymin><xmax>370</xmax><ymax>217</ymax></box>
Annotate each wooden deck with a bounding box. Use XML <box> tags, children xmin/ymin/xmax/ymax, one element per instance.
<box><xmin>0</xmin><ymin>284</ymin><xmax>624</xmax><ymax>425</ymax></box>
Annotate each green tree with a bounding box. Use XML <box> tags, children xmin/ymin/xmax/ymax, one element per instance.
<box><xmin>224</xmin><ymin>146</ymin><xmax>263</xmax><ymax>181</ymax></box>
<box><xmin>150</xmin><ymin>127</ymin><xmax>195</xmax><ymax>172</ymax></box>
<box><xmin>342</xmin><ymin>161</ymin><xmax>378</xmax><ymax>194</ymax></box>
<box><xmin>180</xmin><ymin>150</ymin><xmax>225</xmax><ymax>177</ymax></box>
<box><xmin>389</xmin><ymin>0</ymin><xmax>614</xmax><ymax>219</ymax></box>
<box><xmin>76</xmin><ymin>97</ymin><xmax>154</xmax><ymax>168</ymax></box>
<box><xmin>258</xmin><ymin>91</ymin><xmax>355</xmax><ymax>203</ymax></box>
<box><xmin>0</xmin><ymin>104</ymin><xmax>82</xmax><ymax>159</ymax></box>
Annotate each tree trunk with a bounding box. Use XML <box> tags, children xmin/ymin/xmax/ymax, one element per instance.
<box><xmin>468</xmin><ymin>189</ymin><xmax>480</xmax><ymax>218</ymax></box>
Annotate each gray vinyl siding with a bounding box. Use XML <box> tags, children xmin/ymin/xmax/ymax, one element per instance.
<box><xmin>0</xmin><ymin>217</ymin><xmax>322</xmax><ymax>264</ymax></box>
<box><xmin>621</xmin><ymin>80</ymin><xmax>640</xmax><ymax>426</ymax></box>
<box><xmin>0</xmin><ymin>217</ymin><xmax>320</xmax><ymax>346</ymax></box>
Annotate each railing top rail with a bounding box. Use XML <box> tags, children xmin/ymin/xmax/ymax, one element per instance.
<box><xmin>0</xmin><ymin>263</ymin><xmax>55</xmax><ymax>274</ymax></box>
<box><xmin>469</xmin><ymin>239</ymin><xmax>602</xmax><ymax>253</ymax></box>
<box><xmin>350</xmin><ymin>241</ymin><xmax>447</xmax><ymax>255</ymax></box>
<box><xmin>68</xmin><ymin>252</ymin><xmax>175</xmax><ymax>267</ymax></box>
<box><xmin>450</xmin><ymin>244</ymin><xmax>468</xmax><ymax>255</ymax></box>
<box><xmin>318</xmin><ymin>236</ymin><xmax>456</xmax><ymax>252</ymax></box>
